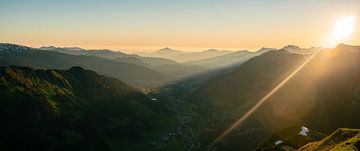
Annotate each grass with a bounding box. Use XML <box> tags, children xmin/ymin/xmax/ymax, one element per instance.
<box><xmin>298</xmin><ymin>128</ymin><xmax>360</xmax><ymax>151</ymax></box>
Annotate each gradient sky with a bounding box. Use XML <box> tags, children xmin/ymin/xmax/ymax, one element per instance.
<box><xmin>0</xmin><ymin>0</ymin><xmax>359</xmax><ymax>52</ymax></box>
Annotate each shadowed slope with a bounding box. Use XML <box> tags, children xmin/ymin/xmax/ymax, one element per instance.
<box><xmin>0</xmin><ymin>66</ymin><xmax>171</xmax><ymax>151</ymax></box>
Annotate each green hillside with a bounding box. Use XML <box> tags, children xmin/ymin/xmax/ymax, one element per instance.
<box><xmin>0</xmin><ymin>66</ymin><xmax>171</xmax><ymax>151</ymax></box>
<box><xmin>298</xmin><ymin>128</ymin><xmax>360</xmax><ymax>151</ymax></box>
<box><xmin>256</xmin><ymin>126</ymin><xmax>325</xmax><ymax>151</ymax></box>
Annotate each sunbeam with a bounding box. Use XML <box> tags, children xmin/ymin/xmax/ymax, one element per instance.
<box><xmin>209</xmin><ymin>50</ymin><xmax>321</xmax><ymax>148</ymax></box>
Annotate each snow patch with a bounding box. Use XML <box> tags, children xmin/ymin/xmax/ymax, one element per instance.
<box><xmin>274</xmin><ymin>140</ymin><xmax>283</xmax><ymax>145</ymax></box>
<box><xmin>299</xmin><ymin>126</ymin><xmax>309</xmax><ymax>136</ymax></box>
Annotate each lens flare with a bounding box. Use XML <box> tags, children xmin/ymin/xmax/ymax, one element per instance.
<box><xmin>209</xmin><ymin>50</ymin><xmax>320</xmax><ymax>148</ymax></box>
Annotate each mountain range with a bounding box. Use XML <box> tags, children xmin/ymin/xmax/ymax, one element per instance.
<box><xmin>185</xmin><ymin>47</ymin><xmax>274</xmax><ymax>70</ymax></box>
<box><xmin>39</xmin><ymin>46</ymin><xmax>204</xmax><ymax>80</ymax></box>
<box><xmin>1</xmin><ymin>42</ymin><xmax>360</xmax><ymax>150</ymax></box>
<box><xmin>136</xmin><ymin>47</ymin><xmax>233</xmax><ymax>63</ymax></box>
<box><xmin>184</xmin><ymin>44</ymin><xmax>360</xmax><ymax>150</ymax></box>
<box><xmin>0</xmin><ymin>43</ymin><xmax>168</xmax><ymax>86</ymax></box>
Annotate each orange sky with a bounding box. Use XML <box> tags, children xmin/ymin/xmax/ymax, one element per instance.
<box><xmin>1</xmin><ymin>0</ymin><xmax>359</xmax><ymax>52</ymax></box>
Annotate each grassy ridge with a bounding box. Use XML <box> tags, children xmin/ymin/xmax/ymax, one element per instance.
<box><xmin>298</xmin><ymin>128</ymin><xmax>360</xmax><ymax>151</ymax></box>
<box><xmin>0</xmin><ymin>66</ymin><xmax>171</xmax><ymax>151</ymax></box>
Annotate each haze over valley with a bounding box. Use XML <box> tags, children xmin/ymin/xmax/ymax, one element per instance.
<box><xmin>1</xmin><ymin>0</ymin><xmax>360</xmax><ymax>151</ymax></box>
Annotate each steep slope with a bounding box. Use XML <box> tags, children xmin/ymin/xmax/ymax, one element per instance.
<box><xmin>1</xmin><ymin>43</ymin><xmax>168</xmax><ymax>86</ymax></box>
<box><xmin>185</xmin><ymin>50</ymin><xmax>307</xmax><ymax>150</ymax></box>
<box><xmin>257</xmin><ymin>44</ymin><xmax>360</xmax><ymax>131</ymax></box>
<box><xmin>0</xmin><ymin>66</ymin><xmax>171</xmax><ymax>151</ymax></box>
<box><xmin>192</xmin><ymin>49</ymin><xmax>306</xmax><ymax>111</ymax></box>
<box><xmin>298</xmin><ymin>128</ymin><xmax>360</xmax><ymax>151</ymax></box>
<box><xmin>184</xmin><ymin>44</ymin><xmax>360</xmax><ymax>150</ymax></box>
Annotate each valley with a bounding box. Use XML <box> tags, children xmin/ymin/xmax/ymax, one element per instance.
<box><xmin>1</xmin><ymin>1</ymin><xmax>359</xmax><ymax>150</ymax></box>
<box><xmin>1</xmin><ymin>43</ymin><xmax>360</xmax><ymax>151</ymax></box>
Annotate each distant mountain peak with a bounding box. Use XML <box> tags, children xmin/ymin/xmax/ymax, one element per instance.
<box><xmin>40</xmin><ymin>46</ymin><xmax>84</xmax><ymax>51</ymax></box>
<box><xmin>158</xmin><ymin>47</ymin><xmax>172</xmax><ymax>51</ymax></box>
<box><xmin>234</xmin><ymin>50</ymin><xmax>250</xmax><ymax>53</ymax></box>
<box><xmin>38</xmin><ymin>45</ymin><xmax>129</xmax><ymax>58</ymax></box>
<box><xmin>282</xmin><ymin>45</ymin><xmax>301</xmax><ymax>50</ymax></box>
<box><xmin>204</xmin><ymin>49</ymin><xmax>220</xmax><ymax>52</ymax></box>
<box><xmin>40</xmin><ymin>46</ymin><xmax>57</xmax><ymax>49</ymax></box>
<box><xmin>156</xmin><ymin>47</ymin><xmax>182</xmax><ymax>53</ymax></box>
<box><xmin>0</xmin><ymin>43</ymin><xmax>31</xmax><ymax>49</ymax></box>
<box><xmin>257</xmin><ymin>47</ymin><xmax>276</xmax><ymax>53</ymax></box>
<box><xmin>0</xmin><ymin>43</ymin><xmax>33</xmax><ymax>54</ymax></box>
<box><xmin>334</xmin><ymin>43</ymin><xmax>360</xmax><ymax>52</ymax></box>
<box><xmin>335</xmin><ymin>43</ymin><xmax>355</xmax><ymax>49</ymax></box>
<box><xmin>264</xmin><ymin>49</ymin><xmax>291</xmax><ymax>56</ymax></box>
<box><xmin>86</xmin><ymin>49</ymin><xmax>114</xmax><ymax>54</ymax></box>
<box><xmin>69</xmin><ymin>66</ymin><xmax>85</xmax><ymax>71</ymax></box>
<box><xmin>336</xmin><ymin>43</ymin><xmax>349</xmax><ymax>47</ymax></box>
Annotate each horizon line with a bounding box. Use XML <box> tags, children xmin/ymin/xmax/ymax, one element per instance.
<box><xmin>0</xmin><ymin>41</ymin><xmax>342</xmax><ymax>54</ymax></box>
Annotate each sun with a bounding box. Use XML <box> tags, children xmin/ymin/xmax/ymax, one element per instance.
<box><xmin>332</xmin><ymin>16</ymin><xmax>356</xmax><ymax>40</ymax></box>
<box><xmin>324</xmin><ymin>16</ymin><xmax>357</xmax><ymax>47</ymax></box>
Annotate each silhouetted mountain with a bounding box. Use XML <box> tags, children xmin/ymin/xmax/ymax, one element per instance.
<box><xmin>183</xmin><ymin>50</ymin><xmax>307</xmax><ymax>150</ymax></box>
<box><xmin>40</xmin><ymin>46</ymin><xmax>179</xmax><ymax>66</ymax></box>
<box><xmin>137</xmin><ymin>48</ymin><xmax>232</xmax><ymax>62</ymax></box>
<box><xmin>113</xmin><ymin>56</ymin><xmax>152</xmax><ymax>67</ymax></box>
<box><xmin>281</xmin><ymin>45</ymin><xmax>324</xmax><ymax>54</ymax></box>
<box><xmin>0</xmin><ymin>43</ymin><xmax>33</xmax><ymax>54</ymax></box>
<box><xmin>134</xmin><ymin>56</ymin><xmax>179</xmax><ymax>66</ymax></box>
<box><xmin>0</xmin><ymin>66</ymin><xmax>171</xmax><ymax>151</ymax></box>
<box><xmin>192</xmin><ymin>49</ymin><xmax>305</xmax><ymax>110</ymax></box>
<box><xmin>39</xmin><ymin>45</ymin><xmax>203</xmax><ymax>80</ymax></box>
<box><xmin>40</xmin><ymin>46</ymin><xmax>129</xmax><ymax>58</ymax></box>
<box><xmin>1</xmin><ymin>43</ymin><xmax>168</xmax><ymax>86</ymax></box>
<box><xmin>2</xmin><ymin>43</ymin><xmax>360</xmax><ymax>151</ymax></box>
<box><xmin>156</xmin><ymin>47</ymin><xmax>183</xmax><ymax>54</ymax></box>
<box><xmin>40</xmin><ymin>46</ymin><xmax>92</xmax><ymax>55</ymax></box>
<box><xmin>85</xmin><ymin>49</ymin><xmax>128</xmax><ymax>59</ymax></box>
<box><xmin>185</xmin><ymin>48</ymin><xmax>273</xmax><ymax>70</ymax></box>
<box><xmin>335</xmin><ymin>43</ymin><xmax>360</xmax><ymax>51</ymax></box>
<box><xmin>184</xmin><ymin>44</ymin><xmax>360</xmax><ymax>150</ymax></box>
<box><xmin>257</xmin><ymin>44</ymin><xmax>360</xmax><ymax>132</ymax></box>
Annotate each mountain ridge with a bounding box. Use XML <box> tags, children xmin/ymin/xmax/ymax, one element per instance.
<box><xmin>0</xmin><ymin>43</ymin><xmax>169</xmax><ymax>86</ymax></box>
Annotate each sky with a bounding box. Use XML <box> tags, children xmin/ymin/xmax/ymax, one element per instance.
<box><xmin>0</xmin><ymin>0</ymin><xmax>359</xmax><ymax>52</ymax></box>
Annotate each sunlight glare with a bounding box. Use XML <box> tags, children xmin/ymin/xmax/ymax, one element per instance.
<box><xmin>323</xmin><ymin>16</ymin><xmax>357</xmax><ymax>48</ymax></box>
<box><xmin>332</xmin><ymin>16</ymin><xmax>356</xmax><ymax>40</ymax></box>
<box><xmin>209</xmin><ymin>51</ymin><xmax>320</xmax><ymax>148</ymax></box>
